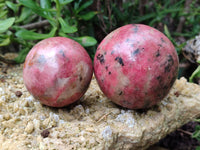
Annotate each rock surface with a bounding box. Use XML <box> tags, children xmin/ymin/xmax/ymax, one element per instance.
<box><xmin>0</xmin><ymin>64</ymin><xmax>200</xmax><ymax>150</ymax></box>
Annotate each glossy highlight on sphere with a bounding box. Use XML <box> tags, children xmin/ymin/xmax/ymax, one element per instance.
<box><xmin>94</xmin><ymin>24</ymin><xmax>179</xmax><ymax>109</ymax></box>
<box><xmin>23</xmin><ymin>37</ymin><xmax>93</xmax><ymax>107</ymax></box>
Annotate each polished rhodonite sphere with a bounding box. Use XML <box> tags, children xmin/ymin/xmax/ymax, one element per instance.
<box><xmin>23</xmin><ymin>37</ymin><xmax>93</xmax><ymax>107</ymax></box>
<box><xmin>94</xmin><ymin>24</ymin><xmax>179</xmax><ymax>109</ymax></box>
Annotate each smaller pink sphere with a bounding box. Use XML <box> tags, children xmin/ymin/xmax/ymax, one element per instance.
<box><xmin>23</xmin><ymin>37</ymin><xmax>93</xmax><ymax>107</ymax></box>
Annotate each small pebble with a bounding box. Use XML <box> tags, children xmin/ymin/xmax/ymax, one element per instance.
<box><xmin>25</xmin><ymin>122</ymin><xmax>34</xmax><ymax>134</ymax></box>
<box><xmin>41</xmin><ymin>128</ymin><xmax>50</xmax><ymax>138</ymax></box>
<box><xmin>15</xmin><ymin>91</ymin><xmax>23</xmax><ymax>97</ymax></box>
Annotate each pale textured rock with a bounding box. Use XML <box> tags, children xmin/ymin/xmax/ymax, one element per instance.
<box><xmin>0</xmin><ymin>64</ymin><xmax>200</xmax><ymax>150</ymax></box>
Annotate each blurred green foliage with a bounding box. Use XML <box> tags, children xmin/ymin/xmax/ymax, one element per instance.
<box><xmin>193</xmin><ymin>119</ymin><xmax>200</xmax><ymax>150</ymax></box>
<box><xmin>0</xmin><ymin>0</ymin><xmax>97</xmax><ymax>63</ymax></box>
<box><xmin>93</xmin><ymin>0</ymin><xmax>200</xmax><ymax>39</ymax></box>
<box><xmin>0</xmin><ymin>0</ymin><xmax>200</xmax><ymax>81</ymax></box>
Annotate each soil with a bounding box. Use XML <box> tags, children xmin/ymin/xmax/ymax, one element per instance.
<box><xmin>152</xmin><ymin>121</ymin><xmax>200</xmax><ymax>150</ymax></box>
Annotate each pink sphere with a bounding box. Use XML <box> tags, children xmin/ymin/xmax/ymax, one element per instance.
<box><xmin>94</xmin><ymin>24</ymin><xmax>179</xmax><ymax>109</ymax></box>
<box><xmin>23</xmin><ymin>37</ymin><xmax>93</xmax><ymax>107</ymax></box>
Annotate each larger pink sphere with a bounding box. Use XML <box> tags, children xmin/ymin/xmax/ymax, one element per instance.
<box><xmin>94</xmin><ymin>24</ymin><xmax>179</xmax><ymax>109</ymax></box>
<box><xmin>23</xmin><ymin>37</ymin><xmax>93</xmax><ymax>107</ymax></box>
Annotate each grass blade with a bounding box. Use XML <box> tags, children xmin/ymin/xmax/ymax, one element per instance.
<box><xmin>15</xmin><ymin>27</ymin><xmax>57</xmax><ymax>40</ymax></box>
<box><xmin>58</xmin><ymin>17</ymin><xmax>77</xmax><ymax>33</ymax></box>
<box><xmin>0</xmin><ymin>17</ymin><xmax>15</xmax><ymax>33</ymax></box>
<box><xmin>19</xmin><ymin>0</ymin><xmax>52</xmax><ymax>20</ymax></box>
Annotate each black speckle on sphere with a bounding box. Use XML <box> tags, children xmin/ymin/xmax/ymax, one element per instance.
<box><xmin>96</xmin><ymin>54</ymin><xmax>105</xmax><ymax>64</ymax></box>
<box><xmin>115</xmin><ymin>56</ymin><xmax>124</xmax><ymax>66</ymax></box>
